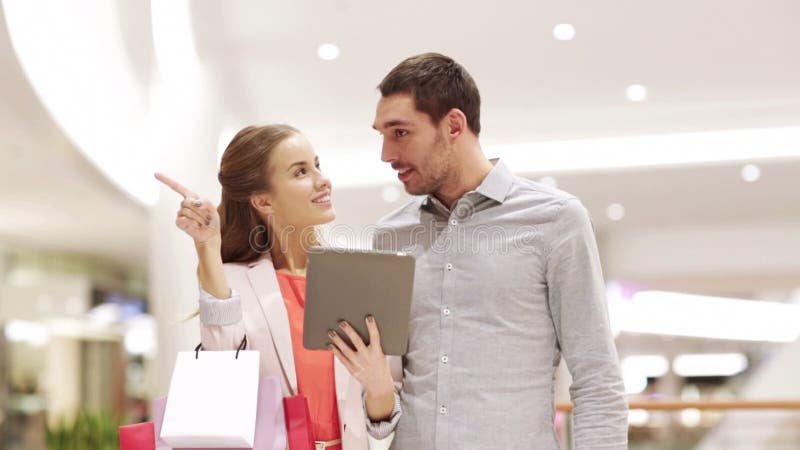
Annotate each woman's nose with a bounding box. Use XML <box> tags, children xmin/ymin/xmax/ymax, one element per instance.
<box><xmin>316</xmin><ymin>172</ymin><xmax>331</xmax><ymax>190</ymax></box>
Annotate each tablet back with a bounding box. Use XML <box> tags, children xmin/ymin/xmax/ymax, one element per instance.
<box><xmin>303</xmin><ymin>247</ymin><xmax>415</xmax><ymax>356</ymax></box>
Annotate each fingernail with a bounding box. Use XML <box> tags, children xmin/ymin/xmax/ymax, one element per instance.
<box><xmin>193</xmin><ymin>200</ymin><xmax>202</xmax><ymax>207</ymax></box>
<box><xmin>327</xmin><ymin>330</ymin><xmax>336</xmax><ymax>338</ymax></box>
<box><xmin>338</xmin><ymin>321</ymin><xmax>347</xmax><ymax>329</ymax></box>
<box><xmin>366</xmin><ymin>315</ymin><xmax>375</xmax><ymax>323</ymax></box>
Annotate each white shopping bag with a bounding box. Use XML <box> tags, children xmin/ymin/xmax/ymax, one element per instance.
<box><xmin>160</xmin><ymin>338</ymin><xmax>260</xmax><ymax>448</ymax></box>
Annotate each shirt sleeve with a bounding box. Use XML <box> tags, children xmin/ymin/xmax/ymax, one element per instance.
<box><xmin>198</xmin><ymin>287</ymin><xmax>247</xmax><ymax>351</ymax></box>
<box><xmin>545</xmin><ymin>198</ymin><xmax>629</xmax><ymax>450</ymax></box>
<box><xmin>199</xmin><ymin>287</ymin><xmax>242</xmax><ymax>325</ymax></box>
<box><xmin>363</xmin><ymin>390</ymin><xmax>401</xmax><ymax>440</ymax></box>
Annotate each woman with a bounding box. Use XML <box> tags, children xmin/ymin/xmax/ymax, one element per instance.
<box><xmin>155</xmin><ymin>125</ymin><xmax>399</xmax><ymax>450</ymax></box>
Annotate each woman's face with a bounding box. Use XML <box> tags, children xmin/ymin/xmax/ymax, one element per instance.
<box><xmin>261</xmin><ymin>133</ymin><xmax>335</xmax><ymax>231</ymax></box>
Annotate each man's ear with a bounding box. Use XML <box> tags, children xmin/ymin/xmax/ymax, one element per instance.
<box><xmin>250</xmin><ymin>192</ymin><xmax>274</xmax><ymax>216</ymax></box>
<box><xmin>445</xmin><ymin>108</ymin><xmax>467</xmax><ymax>140</ymax></box>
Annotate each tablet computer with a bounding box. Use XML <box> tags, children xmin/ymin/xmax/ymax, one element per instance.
<box><xmin>303</xmin><ymin>247</ymin><xmax>415</xmax><ymax>356</ymax></box>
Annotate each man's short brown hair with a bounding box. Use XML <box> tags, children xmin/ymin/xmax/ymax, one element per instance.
<box><xmin>378</xmin><ymin>53</ymin><xmax>481</xmax><ymax>135</ymax></box>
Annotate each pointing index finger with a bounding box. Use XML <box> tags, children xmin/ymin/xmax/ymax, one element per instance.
<box><xmin>154</xmin><ymin>173</ymin><xmax>196</xmax><ymax>199</ymax></box>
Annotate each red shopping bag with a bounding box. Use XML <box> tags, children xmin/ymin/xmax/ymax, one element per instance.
<box><xmin>283</xmin><ymin>395</ymin><xmax>315</xmax><ymax>450</ymax></box>
<box><xmin>119</xmin><ymin>422</ymin><xmax>155</xmax><ymax>450</ymax></box>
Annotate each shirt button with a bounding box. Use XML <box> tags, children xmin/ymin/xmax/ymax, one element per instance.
<box><xmin>445</xmin><ymin>263</ymin><xmax>453</xmax><ymax>271</ymax></box>
<box><xmin>443</xmin><ymin>307</ymin><xmax>451</xmax><ymax>316</ymax></box>
<box><xmin>441</xmin><ymin>355</ymin><xmax>449</xmax><ymax>364</ymax></box>
<box><xmin>450</xmin><ymin>219</ymin><xmax>458</xmax><ymax>226</ymax></box>
<box><xmin>440</xmin><ymin>406</ymin><xmax>447</xmax><ymax>415</ymax></box>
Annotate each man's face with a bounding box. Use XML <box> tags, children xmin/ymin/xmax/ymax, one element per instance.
<box><xmin>373</xmin><ymin>93</ymin><xmax>455</xmax><ymax>196</ymax></box>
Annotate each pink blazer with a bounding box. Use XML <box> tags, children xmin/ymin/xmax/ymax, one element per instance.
<box><xmin>198</xmin><ymin>255</ymin><xmax>397</xmax><ymax>450</ymax></box>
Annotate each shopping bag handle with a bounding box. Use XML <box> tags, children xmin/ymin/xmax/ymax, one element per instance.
<box><xmin>194</xmin><ymin>335</ymin><xmax>248</xmax><ymax>360</ymax></box>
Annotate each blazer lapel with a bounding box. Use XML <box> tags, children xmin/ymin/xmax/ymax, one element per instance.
<box><xmin>245</xmin><ymin>261</ymin><xmax>298</xmax><ymax>394</ymax></box>
<box><xmin>334</xmin><ymin>357</ymin><xmax>365</xmax><ymax>437</ymax></box>
<box><xmin>333</xmin><ymin>356</ymin><xmax>350</xmax><ymax>401</ymax></box>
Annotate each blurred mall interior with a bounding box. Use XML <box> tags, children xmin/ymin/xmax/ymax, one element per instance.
<box><xmin>0</xmin><ymin>1</ymin><xmax>799</xmax><ymax>449</ymax></box>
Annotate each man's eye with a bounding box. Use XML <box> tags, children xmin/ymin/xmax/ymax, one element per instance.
<box><xmin>395</xmin><ymin>130</ymin><xmax>408</xmax><ymax>137</ymax></box>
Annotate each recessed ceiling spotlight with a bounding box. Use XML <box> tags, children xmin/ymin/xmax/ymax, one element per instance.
<box><xmin>553</xmin><ymin>24</ymin><xmax>576</xmax><ymax>41</ymax></box>
<box><xmin>317</xmin><ymin>43</ymin><xmax>340</xmax><ymax>61</ymax></box>
<box><xmin>606</xmin><ymin>203</ymin><xmax>626</xmax><ymax>221</ymax></box>
<box><xmin>626</xmin><ymin>84</ymin><xmax>648</xmax><ymax>102</ymax></box>
<box><xmin>740</xmin><ymin>164</ymin><xmax>761</xmax><ymax>183</ymax></box>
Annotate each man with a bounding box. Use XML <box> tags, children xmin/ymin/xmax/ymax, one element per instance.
<box><xmin>363</xmin><ymin>53</ymin><xmax>628</xmax><ymax>449</ymax></box>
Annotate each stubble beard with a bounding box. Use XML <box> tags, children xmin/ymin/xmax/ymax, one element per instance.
<box><xmin>407</xmin><ymin>132</ymin><xmax>454</xmax><ymax>197</ymax></box>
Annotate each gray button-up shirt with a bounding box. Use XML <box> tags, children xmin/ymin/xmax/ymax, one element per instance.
<box><xmin>371</xmin><ymin>160</ymin><xmax>628</xmax><ymax>450</ymax></box>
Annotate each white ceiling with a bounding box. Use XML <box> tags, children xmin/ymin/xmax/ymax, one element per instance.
<box><xmin>192</xmin><ymin>0</ymin><xmax>800</xmax><ymax>145</ymax></box>
<box><xmin>0</xmin><ymin>6</ymin><xmax>147</xmax><ymax>270</ymax></box>
<box><xmin>0</xmin><ymin>0</ymin><xmax>798</xmax><ymax>279</ymax></box>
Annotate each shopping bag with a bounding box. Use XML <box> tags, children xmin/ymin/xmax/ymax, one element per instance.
<box><xmin>160</xmin><ymin>338</ymin><xmax>260</xmax><ymax>447</ymax></box>
<box><xmin>153</xmin><ymin>375</ymin><xmax>286</xmax><ymax>450</ymax></box>
<box><xmin>283</xmin><ymin>395</ymin><xmax>315</xmax><ymax>450</ymax></box>
<box><xmin>119</xmin><ymin>422</ymin><xmax>155</xmax><ymax>450</ymax></box>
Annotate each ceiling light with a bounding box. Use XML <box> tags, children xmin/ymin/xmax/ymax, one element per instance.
<box><xmin>488</xmin><ymin>126</ymin><xmax>800</xmax><ymax>176</ymax></box>
<box><xmin>124</xmin><ymin>315</ymin><xmax>158</xmax><ymax>358</ymax></box>
<box><xmin>4</xmin><ymin>320</ymin><xmax>49</xmax><ymax>347</ymax></box>
<box><xmin>673</xmin><ymin>353</ymin><xmax>748</xmax><ymax>377</ymax></box>
<box><xmin>553</xmin><ymin>24</ymin><xmax>576</xmax><ymax>41</ymax></box>
<box><xmin>626</xmin><ymin>84</ymin><xmax>648</xmax><ymax>102</ymax></box>
<box><xmin>740</xmin><ymin>164</ymin><xmax>761</xmax><ymax>182</ymax></box>
<box><xmin>680</xmin><ymin>408</ymin><xmax>702</xmax><ymax>428</ymax></box>
<box><xmin>152</xmin><ymin>0</ymin><xmax>198</xmax><ymax>83</ymax></box>
<box><xmin>4</xmin><ymin>1</ymin><xmax>156</xmax><ymax>205</ymax></box>
<box><xmin>622</xmin><ymin>355</ymin><xmax>670</xmax><ymax>378</ymax></box>
<box><xmin>628</xmin><ymin>409</ymin><xmax>650</xmax><ymax>427</ymax></box>
<box><xmin>323</xmin><ymin>127</ymin><xmax>800</xmax><ymax>189</ymax></box>
<box><xmin>317</xmin><ymin>43</ymin><xmax>340</xmax><ymax>61</ymax></box>
<box><xmin>606</xmin><ymin>203</ymin><xmax>625</xmax><ymax>221</ymax></box>
<box><xmin>623</xmin><ymin>370</ymin><xmax>648</xmax><ymax>394</ymax></box>
<box><xmin>608</xmin><ymin>290</ymin><xmax>800</xmax><ymax>342</ymax></box>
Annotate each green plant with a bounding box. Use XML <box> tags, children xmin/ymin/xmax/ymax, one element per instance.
<box><xmin>45</xmin><ymin>410</ymin><xmax>120</xmax><ymax>450</ymax></box>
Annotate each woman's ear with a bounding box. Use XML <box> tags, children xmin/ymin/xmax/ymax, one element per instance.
<box><xmin>250</xmin><ymin>193</ymin><xmax>274</xmax><ymax>216</ymax></box>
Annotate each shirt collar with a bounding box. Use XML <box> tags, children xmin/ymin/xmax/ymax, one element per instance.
<box><xmin>475</xmin><ymin>158</ymin><xmax>514</xmax><ymax>204</ymax></box>
<box><xmin>421</xmin><ymin>158</ymin><xmax>514</xmax><ymax>209</ymax></box>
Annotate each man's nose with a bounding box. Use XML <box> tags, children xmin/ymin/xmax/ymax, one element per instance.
<box><xmin>381</xmin><ymin>141</ymin><xmax>396</xmax><ymax>163</ymax></box>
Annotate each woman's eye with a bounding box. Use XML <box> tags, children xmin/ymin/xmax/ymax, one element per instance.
<box><xmin>296</xmin><ymin>168</ymin><xmax>307</xmax><ymax>176</ymax></box>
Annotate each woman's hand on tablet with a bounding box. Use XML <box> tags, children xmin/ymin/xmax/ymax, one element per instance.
<box><xmin>328</xmin><ymin>316</ymin><xmax>396</xmax><ymax>420</ymax></box>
